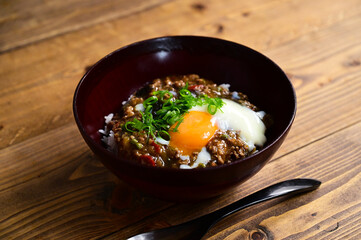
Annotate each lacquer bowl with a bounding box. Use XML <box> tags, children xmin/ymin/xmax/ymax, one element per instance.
<box><xmin>73</xmin><ymin>36</ymin><xmax>296</xmax><ymax>201</ymax></box>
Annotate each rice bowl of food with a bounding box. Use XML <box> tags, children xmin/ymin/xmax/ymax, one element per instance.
<box><xmin>99</xmin><ymin>74</ymin><xmax>272</xmax><ymax>169</ymax></box>
<box><xmin>73</xmin><ymin>36</ymin><xmax>296</xmax><ymax>201</ymax></box>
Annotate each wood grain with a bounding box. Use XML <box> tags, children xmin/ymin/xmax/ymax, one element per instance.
<box><xmin>1</xmin><ymin>0</ymin><xmax>361</xmax><ymax>150</ymax></box>
<box><xmin>97</xmin><ymin>120</ymin><xmax>361</xmax><ymax>239</ymax></box>
<box><xmin>1</xmin><ymin>0</ymin><xmax>360</xmax><ymax>239</ymax></box>
<box><xmin>1</xmin><ymin>121</ymin><xmax>360</xmax><ymax>239</ymax></box>
<box><xmin>0</xmin><ymin>124</ymin><xmax>171</xmax><ymax>239</ymax></box>
<box><xmin>0</xmin><ymin>0</ymin><xmax>172</xmax><ymax>52</ymax></box>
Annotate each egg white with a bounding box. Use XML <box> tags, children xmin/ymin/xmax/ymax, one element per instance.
<box><xmin>180</xmin><ymin>98</ymin><xmax>267</xmax><ymax>169</ymax></box>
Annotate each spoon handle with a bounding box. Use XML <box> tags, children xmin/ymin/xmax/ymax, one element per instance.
<box><xmin>204</xmin><ymin>178</ymin><xmax>321</xmax><ymax>226</ymax></box>
<box><xmin>126</xmin><ymin>178</ymin><xmax>321</xmax><ymax>240</ymax></box>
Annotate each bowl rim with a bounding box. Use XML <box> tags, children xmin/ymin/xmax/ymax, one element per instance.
<box><xmin>73</xmin><ymin>35</ymin><xmax>297</xmax><ymax>173</ymax></box>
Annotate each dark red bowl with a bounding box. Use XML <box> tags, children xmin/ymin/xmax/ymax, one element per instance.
<box><xmin>73</xmin><ymin>36</ymin><xmax>296</xmax><ymax>201</ymax></box>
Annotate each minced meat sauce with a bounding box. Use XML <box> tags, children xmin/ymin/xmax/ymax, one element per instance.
<box><xmin>101</xmin><ymin>74</ymin><xmax>270</xmax><ymax>168</ymax></box>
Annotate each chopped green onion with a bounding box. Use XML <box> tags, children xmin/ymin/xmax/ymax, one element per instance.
<box><xmin>123</xmin><ymin>82</ymin><xmax>224</xmax><ymax>141</ymax></box>
<box><xmin>208</xmin><ymin>104</ymin><xmax>217</xmax><ymax>115</ymax></box>
<box><xmin>171</xmin><ymin>118</ymin><xmax>183</xmax><ymax>132</ymax></box>
<box><xmin>153</xmin><ymin>90</ymin><xmax>173</xmax><ymax>101</ymax></box>
<box><xmin>179</xmin><ymin>88</ymin><xmax>191</xmax><ymax>97</ymax></box>
<box><xmin>124</xmin><ymin>121</ymin><xmax>135</xmax><ymax>132</ymax></box>
<box><xmin>130</xmin><ymin>138</ymin><xmax>143</xmax><ymax>149</ymax></box>
<box><xmin>221</xmin><ymin>134</ymin><xmax>229</xmax><ymax>140</ymax></box>
<box><xmin>197</xmin><ymin>163</ymin><xmax>206</xmax><ymax>168</ymax></box>
<box><xmin>143</xmin><ymin>96</ymin><xmax>158</xmax><ymax>106</ymax></box>
<box><xmin>158</xmin><ymin>130</ymin><xmax>170</xmax><ymax>141</ymax></box>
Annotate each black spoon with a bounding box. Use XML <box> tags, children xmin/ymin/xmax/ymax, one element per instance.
<box><xmin>127</xmin><ymin>178</ymin><xmax>321</xmax><ymax>240</ymax></box>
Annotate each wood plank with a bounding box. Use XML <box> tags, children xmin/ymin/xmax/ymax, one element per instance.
<box><xmin>1</xmin><ymin>90</ymin><xmax>359</xmax><ymax>238</ymax></box>
<box><xmin>1</xmin><ymin>0</ymin><xmax>360</xmax><ymax>151</ymax></box>
<box><xmin>0</xmin><ymin>123</ymin><xmax>171</xmax><ymax>239</ymax></box>
<box><xmin>107</xmin><ymin>121</ymin><xmax>361</xmax><ymax>239</ymax></box>
<box><xmin>0</xmin><ymin>0</ymin><xmax>272</xmax><ymax>149</ymax></box>
<box><xmin>0</xmin><ymin>0</ymin><xmax>172</xmax><ymax>52</ymax></box>
<box><xmin>1</xmin><ymin>118</ymin><xmax>360</xmax><ymax>239</ymax></box>
<box><xmin>210</xmin><ymin>170</ymin><xmax>361</xmax><ymax>240</ymax></box>
<box><xmin>0</xmin><ymin>1</ymin><xmax>360</xmax><ymax>239</ymax></box>
<box><xmin>268</xmin><ymin>13</ymin><xmax>361</xmax><ymax>158</ymax></box>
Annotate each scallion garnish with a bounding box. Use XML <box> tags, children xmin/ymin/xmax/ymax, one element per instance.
<box><xmin>123</xmin><ymin>83</ymin><xmax>224</xmax><ymax>141</ymax></box>
<box><xmin>130</xmin><ymin>138</ymin><xmax>144</xmax><ymax>149</ymax></box>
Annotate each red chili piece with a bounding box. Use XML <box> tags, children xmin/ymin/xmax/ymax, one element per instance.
<box><xmin>188</xmin><ymin>84</ymin><xmax>203</xmax><ymax>91</ymax></box>
<box><xmin>140</xmin><ymin>155</ymin><xmax>156</xmax><ymax>166</ymax></box>
<box><xmin>150</xmin><ymin>141</ymin><xmax>161</xmax><ymax>154</ymax></box>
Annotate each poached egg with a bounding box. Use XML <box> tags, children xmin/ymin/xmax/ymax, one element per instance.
<box><xmin>168</xmin><ymin>98</ymin><xmax>267</xmax><ymax>168</ymax></box>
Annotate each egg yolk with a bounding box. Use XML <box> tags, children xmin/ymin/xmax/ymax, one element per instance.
<box><xmin>169</xmin><ymin>111</ymin><xmax>218</xmax><ymax>155</ymax></box>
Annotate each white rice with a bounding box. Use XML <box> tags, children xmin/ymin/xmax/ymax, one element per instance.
<box><xmin>98</xmin><ymin>128</ymin><xmax>107</xmax><ymax>135</ymax></box>
<box><xmin>104</xmin><ymin>130</ymin><xmax>116</xmax><ymax>151</ymax></box>
<box><xmin>135</xmin><ymin>103</ymin><xmax>145</xmax><ymax>112</ymax></box>
<box><xmin>155</xmin><ymin>137</ymin><xmax>169</xmax><ymax>145</ymax></box>
<box><xmin>179</xmin><ymin>155</ymin><xmax>190</xmax><ymax>160</ymax></box>
<box><xmin>104</xmin><ymin>113</ymin><xmax>114</xmax><ymax>124</ymax></box>
<box><xmin>99</xmin><ymin>113</ymin><xmax>116</xmax><ymax>151</ymax></box>
<box><xmin>179</xmin><ymin>164</ymin><xmax>192</xmax><ymax>169</ymax></box>
<box><xmin>220</xmin><ymin>83</ymin><xmax>230</xmax><ymax>90</ymax></box>
<box><xmin>232</xmin><ymin>91</ymin><xmax>240</xmax><ymax>99</ymax></box>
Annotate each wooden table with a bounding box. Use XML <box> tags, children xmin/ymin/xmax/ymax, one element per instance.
<box><xmin>1</xmin><ymin>0</ymin><xmax>360</xmax><ymax>239</ymax></box>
